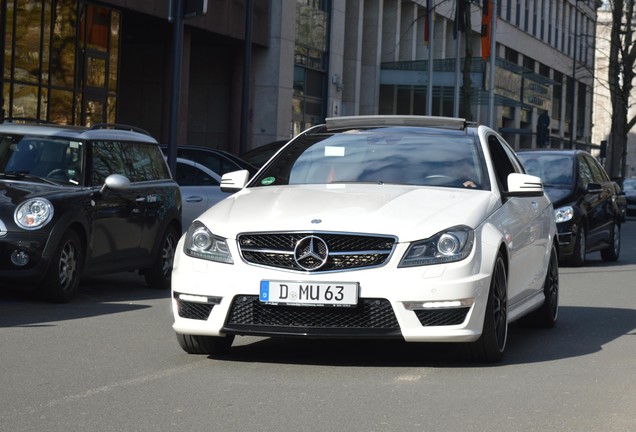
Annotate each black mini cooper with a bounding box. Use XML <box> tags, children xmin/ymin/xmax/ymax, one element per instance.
<box><xmin>0</xmin><ymin>121</ymin><xmax>182</xmax><ymax>302</ymax></box>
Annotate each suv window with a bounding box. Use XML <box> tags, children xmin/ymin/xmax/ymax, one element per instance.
<box><xmin>578</xmin><ymin>156</ymin><xmax>594</xmax><ymax>187</ymax></box>
<box><xmin>92</xmin><ymin>140</ymin><xmax>170</xmax><ymax>184</ymax></box>
<box><xmin>585</xmin><ymin>154</ymin><xmax>610</xmax><ymax>183</ymax></box>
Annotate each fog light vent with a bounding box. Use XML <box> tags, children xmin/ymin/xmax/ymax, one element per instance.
<box><xmin>11</xmin><ymin>250</ymin><xmax>30</xmax><ymax>266</ymax></box>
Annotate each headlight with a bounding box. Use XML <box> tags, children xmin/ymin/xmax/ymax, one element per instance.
<box><xmin>14</xmin><ymin>198</ymin><xmax>54</xmax><ymax>230</ymax></box>
<box><xmin>399</xmin><ymin>226</ymin><xmax>474</xmax><ymax>267</ymax></box>
<box><xmin>554</xmin><ymin>206</ymin><xmax>574</xmax><ymax>223</ymax></box>
<box><xmin>184</xmin><ymin>221</ymin><xmax>233</xmax><ymax>264</ymax></box>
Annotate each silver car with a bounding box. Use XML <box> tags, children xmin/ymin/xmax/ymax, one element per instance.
<box><xmin>172</xmin><ymin>158</ymin><xmax>232</xmax><ymax>232</ymax></box>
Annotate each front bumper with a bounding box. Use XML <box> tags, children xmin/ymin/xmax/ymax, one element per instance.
<box><xmin>555</xmin><ymin>220</ymin><xmax>578</xmax><ymax>259</ymax></box>
<box><xmin>171</xmin><ymin>238</ymin><xmax>493</xmax><ymax>343</ymax></box>
<box><xmin>0</xmin><ymin>230</ymin><xmax>51</xmax><ymax>286</ymax></box>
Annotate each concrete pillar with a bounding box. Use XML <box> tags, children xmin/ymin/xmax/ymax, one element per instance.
<box><xmin>250</xmin><ymin>0</ymin><xmax>296</xmax><ymax>149</ymax></box>
<box><xmin>360</xmin><ymin>0</ymin><xmax>383</xmax><ymax>115</ymax></box>
<box><xmin>342</xmin><ymin>0</ymin><xmax>364</xmax><ymax>115</ymax></box>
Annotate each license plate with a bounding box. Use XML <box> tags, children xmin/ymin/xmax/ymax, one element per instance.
<box><xmin>259</xmin><ymin>280</ymin><xmax>359</xmax><ymax>307</ymax></box>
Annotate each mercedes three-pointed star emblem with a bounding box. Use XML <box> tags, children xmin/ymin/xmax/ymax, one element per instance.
<box><xmin>294</xmin><ymin>235</ymin><xmax>329</xmax><ymax>271</ymax></box>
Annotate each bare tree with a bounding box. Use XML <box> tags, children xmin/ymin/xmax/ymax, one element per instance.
<box><xmin>606</xmin><ymin>0</ymin><xmax>636</xmax><ymax>179</ymax></box>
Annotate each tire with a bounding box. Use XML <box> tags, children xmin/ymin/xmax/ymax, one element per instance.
<box><xmin>176</xmin><ymin>333</ymin><xmax>235</xmax><ymax>355</ymax></box>
<box><xmin>468</xmin><ymin>254</ymin><xmax>508</xmax><ymax>363</ymax></box>
<box><xmin>566</xmin><ymin>226</ymin><xmax>586</xmax><ymax>267</ymax></box>
<box><xmin>520</xmin><ymin>244</ymin><xmax>559</xmax><ymax>328</ymax></box>
<box><xmin>144</xmin><ymin>226</ymin><xmax>179</xmax><ymax>290</ymax></box>
<box><xmin>39</xmin><ymin>230</ymin><xmax>83</xmax><ymax>303</ymax></box>
<box><xmin>600</xmin><ymin>221</ymin><xmax>620</xmax><ymax>262</ymax></box>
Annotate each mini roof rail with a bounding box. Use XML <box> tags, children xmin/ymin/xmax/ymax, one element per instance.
<box><xmin>90</xmin><ymin>123</ymin><xmax>151</xmax><ymax>136</ymax></box>
<box><xmin>325</xmin><ymin>115</ymin><xmax>467</xmax><ymax>131</ymax></box>
<box><xmin>1</xmin><ymin>117</ymin><xmax>57</xmax><ymax>125</ymax></box>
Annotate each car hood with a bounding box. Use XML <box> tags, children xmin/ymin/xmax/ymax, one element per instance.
<box><xmin>198</xmin><ymin>184</ymin><xmax>499</xmax><ymax>242</ymax></box>
<box><xmin>543</xmin><ymin>186</ymin><xmax>573</xmax><ymax>207</ymax></box>
<box><xmin>0</xmin><ymin>180</ymin><xmax>73</xmax><ymax>206</ymax></box>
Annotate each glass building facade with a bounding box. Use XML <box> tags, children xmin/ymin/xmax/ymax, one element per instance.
<box><xmin>293</xmin><ymin>0</ymin><xmax>329</xmax><ymax>136</ymax></box>
<box><xmin>1</xmin><ymin>1</ymin><xmax>120</xmax><ymax>125</ymax></box>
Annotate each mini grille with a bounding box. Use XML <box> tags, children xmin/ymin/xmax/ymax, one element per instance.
<box><xmin>177</xmin><ymin>301</ymin><xmax>215</xmax><ymax>320</ymax></box>
<box><xmin>414</xmin><ymin>308</ymin><xmax>470</xmax><ymax>326</ymax></box>
<box><xmin>223</xmin><ymin>295</ymin><xmax>401</xmax><ymax>337</ymax></box>
<box><xmin>238</xmin><ymin>232</ymin><xmax>396</xmax><ymax>272</ymax></box>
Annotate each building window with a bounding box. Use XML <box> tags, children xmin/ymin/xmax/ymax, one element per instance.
<box><xmin>293</xmin><ymin>0</ymin><xmax>330</xmax><ymax>135</ymax></box>
<box><xmin>1</xmin><ymin>1</ymin><xmax>120</xmax><ymax>125</ymax></box>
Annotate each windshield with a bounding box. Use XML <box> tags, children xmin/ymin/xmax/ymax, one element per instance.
<box><xmin>0</xmin><ymin>134</ymin><xmax>84</xmax><ymax>185</ymax></box>
<box><xmin>252</xmin><ymin>127</ymin><xmax>489</xmax><ymax>190</ymax></box>
<box><xmin>519</xmin><ymin>154</ymin><xmax>574</xmax><ymax>187</ymax></box>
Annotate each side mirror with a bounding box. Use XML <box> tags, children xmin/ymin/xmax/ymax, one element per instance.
<box><xmin>503</xmin><ymin>173</ymin><xmax>544</xmax><ymax>198</ymax></box>
<box><xmin>220</xmin><ymin>170</ymin><xmax>250</xmax><ymax>193</ymax></box>
<box><xmin>99</xmin><ymin>174</ymin><xmax>131</xmax><ymax>194</ymax></box>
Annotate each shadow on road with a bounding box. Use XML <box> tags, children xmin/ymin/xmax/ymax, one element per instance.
<box><xmin>205</xmin><ymin>305</ymin><xmax>636</xmax><ymax>367</ymax></box>
<box><xmin>0</xmin><ymin>272</ymin><xmax>170</xmax><ymax>328</ymax></box>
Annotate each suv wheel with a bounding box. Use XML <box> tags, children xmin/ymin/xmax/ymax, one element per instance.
<box><xmin>600</xmin><ymin>221</ymin><xmax>620</xmax><ymax>262</ymax></box>
<box><xmin>567</xmin><ymin>226</ymin><xmax>586</xmax><ymax>267</ymax></box>
<box><xmin>144</xmin><ymin>226</ymin><xmax>178</xmax><ymax>290</ymax></box>
<box><xmin>40</xmin><ymin>230</ymin><xmax>83</xmax><ymax>303</ymax></box>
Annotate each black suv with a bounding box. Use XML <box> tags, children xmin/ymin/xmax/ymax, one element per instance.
<box><xmin>518</xmin><ymin>149</ymin><xmax>621</xmax><ymax>266</ymax></box>
<box><xmin>0</xmin><ymin>121</ymin><xmax>182</xmax><ymax>302</ymax></box>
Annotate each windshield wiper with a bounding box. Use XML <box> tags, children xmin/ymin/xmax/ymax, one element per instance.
<box><xmin>1</xmin><ymin>171</ymin><xmax>59</xmax><ymax>185</ymax></box>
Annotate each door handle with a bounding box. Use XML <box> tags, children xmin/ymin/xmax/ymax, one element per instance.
<box><xmin>185</xmin><ymin>196</ymin><xmax>204</xmax><ymax>203</ymax></box>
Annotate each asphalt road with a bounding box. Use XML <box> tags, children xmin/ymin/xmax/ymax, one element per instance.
<box><xmin>2</xmin><ymin>220</ymin><xmax>636</xmax><ymax>432</ymax></box>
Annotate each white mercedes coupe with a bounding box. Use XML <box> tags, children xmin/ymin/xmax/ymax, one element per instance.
<box><xmin>170</xmin><ymin>116</ymin><xmax>559</xmax><ymax>362</ymax></box>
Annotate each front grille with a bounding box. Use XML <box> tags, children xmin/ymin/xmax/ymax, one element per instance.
<box><xmin>176</xmin><ymin>300</ymin><xmax>215</xmax><ymax>320</ymax></box>
<box><xmin>223</xmin><ymin>295</ymin><xmax>401</xmax><ymax>338</ymax></box>
<box><xmin>238</xmin><ymin>232</ymin><xmax>396</xmax><ymax>272</ymax></box>
<box><xmin>414</xmin><ymin>308</ymin><xmax>470</xmax><ymax>326</ymax></box>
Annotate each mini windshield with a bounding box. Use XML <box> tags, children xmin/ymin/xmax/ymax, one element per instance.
<box><xmin>0</xmin><ymin>134</ymin><xmax>84</xmax><ymax>185</ymax></box>
<box><xmin>252</xmin><ymin>127</ymin><xmax>489</xmax><ymax>190</ymax></box>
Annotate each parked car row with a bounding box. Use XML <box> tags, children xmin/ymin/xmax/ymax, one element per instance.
<box><xmin>0</xmin><ymin>116</ymin><xmax>626</xmax><ymax>365</ymax></box>
<box><xmin>0</xmin><ymin>121</ymin><xmax>181</xmax><ymax>302</ymax></box>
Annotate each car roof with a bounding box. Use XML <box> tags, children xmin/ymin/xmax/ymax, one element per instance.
<box><xmin>0</xmin><ymin>122</ymin><xmax>158</xmax><ymax>143</ymax></box>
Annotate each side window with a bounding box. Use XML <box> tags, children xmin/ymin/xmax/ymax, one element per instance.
<box><xmin>487</xmin><ymin>135</ymin><xmax>520</xmax><ymax>192</ymax></box>
<box><xmin>578</xmin><ymin>156</ymin><xmax>594</xmax><ymax>188</ymax></box>
<box><xmin>175</xmin><ymin>162</ymin><xmax>220</xmax><ymax>187</ymax></box>
<box><xmin>91</xmin><ymin>141</ymin><xmax>128</xmax><ymax>185</ymax></box>
<box><xmin>91</xmin><ymin>141</ymin><xmax>170</xmax><ymax>184</ymax></box>
<box><xmin>586</xmin><ymin>155</ymin><xmax>609</xmax><ymax>183</ymax></box>
<box><xmin>123</xmin><ymin>142</ymin><xmax>171</xmax><ymax>182</ymax></box>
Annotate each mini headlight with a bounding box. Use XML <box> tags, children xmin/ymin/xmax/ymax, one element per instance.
<box><xmin>554</xmin><ymin>206</ymin><xmax>574</xmax><ymax>223</ymax></box>
<box><xmin>399</xmin><ymin>226</ymin><xmax>474</xmax><ymax>267</ymax></box>
<box><xmin>184</xmin><ymin>221</ymin><xmax>233</xmax><ymax>264</ymax></box>
<box><xmin>14</xmin><ymin>198</ymin><xmax>54</xmax><ymax>230</ymax></box>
